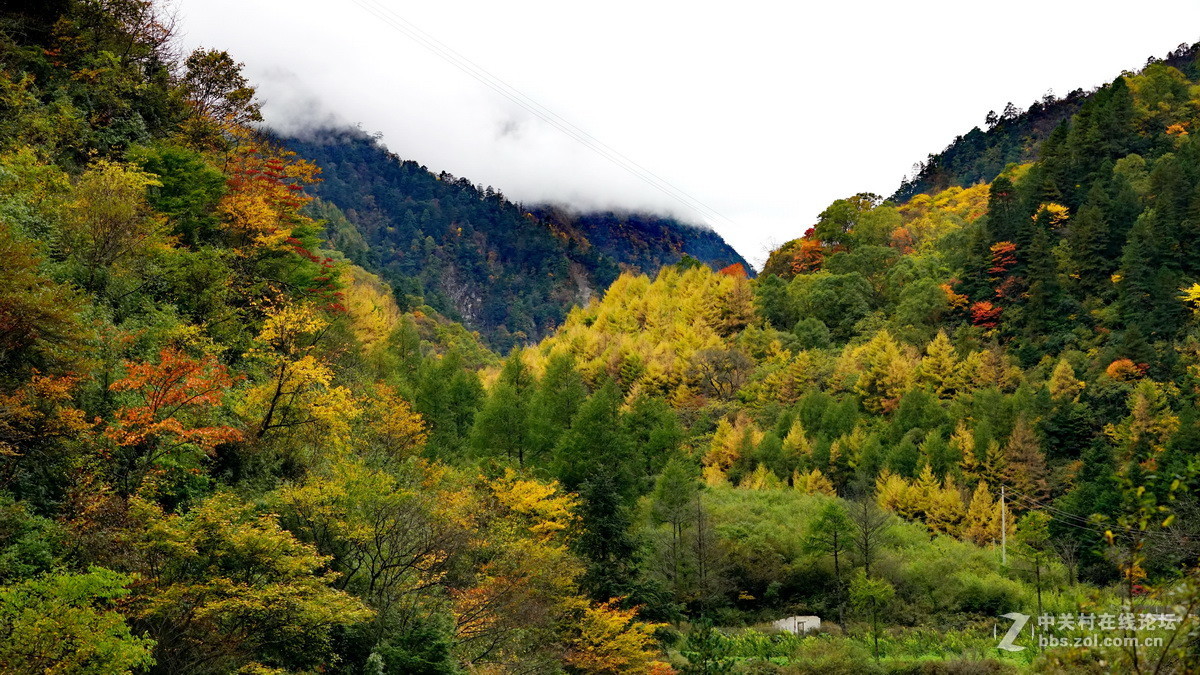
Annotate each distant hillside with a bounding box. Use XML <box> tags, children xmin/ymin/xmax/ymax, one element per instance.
<box><xmin>892</xmin><ymin>41</ymin><xmax>1200</xmax><ymax>202</ymax></box>
<box><xmin>527</xmin><ymin>206</ymin><xmax>752</xmax><ymax>278</ymax></box>
<box><xmin>279</xmin><ymin>128</ymin><xmax>748</xmax><ymax>349</ymax></box>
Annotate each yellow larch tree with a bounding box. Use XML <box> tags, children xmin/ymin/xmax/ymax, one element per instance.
<box><xmin>910</xmin><ymin>464</ymin><xmax>942</xmax><ymax>520</ymax></box>
<box><xmin>927</xmin><ymin>473</ymin><xmax>964</xmax><ymax>535</ymax></box>
<box><xmin>852</xmin><ymin>330</ymin><xmax>916</xmax><ymax>413</ymax></box>
<box><xmin>829</xmin><ymin>425</ymin><xmax>868</xmax><ymax>486</ymax></box>
<box><xmin>918</xmin><ymin>330</ymin><xmax>960</xmax><ymax>400</ymax></box>
<box><xmin>962</xmin><ymin>480</ymin><xmax>999</xmax><ymax>546</ymax></box>
<box><xmin>1048</xmin><ymin>358</ymin><xmax>1085</xmax><ymax>401</ymax></box>
<box><xmin>565</xmin><ymin>599</ymin><xmax>672</xmax><ymax>675</ymax></box>
<box><xmin>1104</xmin><ymin>380</ymin><xmax>1179</xmax><ymax>468</ymax></box>
<box><xmin>981</xmin><ymin>440</ymin><xmax>1007</xmax><ymax>489</ymax></box>
<box><xmin>793</xmin><ymin>468</ymin><xmax>836</xmax><ymax>496</ymax></box>
<box><xmin>960</xmin><ymin>348</ymin><xmax>1022</xmax><ymax>392</ymax></box>
<box><xmin>702</xmin><ymin>413</ymin><xmax>761</xmax><ymax>483</ymax></box>
<box><xmin>951</xmin><ymin>421</ymin><xmax>980</xmax><ymax>482</ymax></box>
<box><xmin>780</xmin><ymin>420</ymin><xmax>813</xmax><ymax>468</ymax></box>
<box><xmin>533</xmin><ymin>265</ymin><xmax>750</xmax><ymax>400</ymax></box>
<box><xmin>764</xmin><ymin>350</ymin><xmax>817</xmax><ymax>405</ymax></box>
<box><xmin>875</xmin><ymin>470</ymin><xmax>910</xmax><ymax>514</ymax></box>
<box><xmin>740</xmin><ymin>463</ymin><xmax>783</xmax><ymax>490</ymax></box>
<box><xmin>1003</xmin><ymin>417</ymin><xmax>1048</xmax><ymax>500</ymax></box>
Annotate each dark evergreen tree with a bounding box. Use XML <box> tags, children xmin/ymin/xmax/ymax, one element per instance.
<box><xmin>985</xmin><ymin>175</ymin><xmax>1022</xmax><ymax>244</ymax></box>
<box><xmin>1118</xmin><ymin>209</ymin><xmax>1186</xmax><ymax>340</ymax></box>
<box><xmin>468</xmin><ymin>354</ymin><xmax>535</xmax><ymax>465</ymax></box>
<box><xmin>1065</xmin><ymin>100</ymin><xmax>1106</xmax><ymax>205</ymax></box>
<box><xmin>1104</xmin><ymin>170</ymin><xmax>1144</xmax><ymax>260</ymax></box>
<box><xmin>752</xmin><ymin>273</ymin><xmax>795</xmax><ymax>330</ymax></box>
<box><xmin>414</xmin><ymin>351</ymin><xmax>483</xmax><ymax>458</ymax></box>
<box><xmin>576</xmin><ymin>469</ymin><xmax>640</xmax><ymax>602</ymax></box>
<box><xmin>1066</xmin><ymin>200</ymin><xmax>1112</xmax><ymax>298</ymax></box>
<box><xmin>1098</xmin><ymin>76</ymin><xmax>1138</xmax><ymax>158</ymax></box>
<box><xmin>552</xmin><ymin>380</ymin><xmax>634</xmax><ymax>491</ymax></box>
<box><xmin>622</xmin><ymin>394</ymin><xmax>683</xmax><ymax>480</ymax></box>
<box><xmin>1182</xmin><ymin>182</ymin><xmax>1200</xmax><ymax>275</ymax></box>
<box><xmin>527</xmin><ymin>352</ymin><xmax>587</xmax><ymax>466</ymax></box>
<box><xmin>1147</xmin><ymin>153</ymin><xmax>1188</xmax><ymax>251</ymax></box>
<box><xmin>958</xmin><ymin>220</ymin><xmax>995</xmax><ymax>303</ymax></box>
<box><xmin>1054</xmin><ymin>443</ymin><xmax>1122</xmax><ymax>584</ymax></box>
<box><xmin>1031</xmin><ymin>121</ymin><xmax>1072</xmax><ymax>206</ymax></box>
<box><xmin>1021</xmin><ymin>225</ymin><xmax>1066</xmax><ymax>346</ymax></box>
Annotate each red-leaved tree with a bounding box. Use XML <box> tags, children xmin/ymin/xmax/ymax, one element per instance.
<box><xmin>106</xmin><ymin>348</ymin><xmax>242</xmax><ymax>493</ymax></box>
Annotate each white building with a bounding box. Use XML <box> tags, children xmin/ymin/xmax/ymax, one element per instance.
<box><xmin>771</xmin><ymin>615</ymin><xmax>821</xmax><ymax>634</ymax></box>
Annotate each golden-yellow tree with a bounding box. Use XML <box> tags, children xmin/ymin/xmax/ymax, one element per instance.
<box><xmin>1048</xmin><ymin>358</ymin><xmax>1085</xmax><ymax>401</ymax></box>
<box><xmin>793</xmin><ymin>468</ymin><xmax>836</xmax><ymax>496</ymax></box>
<box><xmin>240</xmin><ymin>302</ymin><xmax>359</xmax><ymax>446</ymax></box>
<box><xmin>780</xmin><ymin>420</ymin><xmax>813</xmax><ymax>470</ymax></box>
<box><xmin>740</xmin><ymin>463</ymin><xmax>783</xmax><ymax>490</ymax></box>
<box><xmin>702</xmin><ymin>414</ymin><xmax>761</xmax><ymax>485</ymax></box>
<box><xmin>357</xmin><ymin>383</ymin><xmax>428</xmax><ymax>462</ymax></box>
<box><xmin>852</xmin><ymin>330</ymin><xmax>915</xmax><ymax>413</ymax></box>
<box><xmin>951</xmin><ymin>421</ymin><xmax>980</xmax><ymax>482</ymax></box>
<box><xmin>451</xmin><ymin>469</ymin><xmax>586</xmax><ymax>669</ymax></box>
<box><xmin>962</xmin><ymin>480</ymin><xmax>1000</xmax><ymax>546</ymax></box>
<box><xmin>59</xmin><ymin>159</ymin><xmax>166</xmax><ymax>293</ymax></box>
<box><xmin>1104</xmin><ymin>380</ymin><xmax>1179</xmax><ymax>469</ymax></box>
<box><xmin>219</xmin><ymin>130</ymin><xmax>320</xmax><ymax>250</ymax></box>
<box><xmin>918</xmin><ymin>330</ymin><xmax>960</xmax><ymax>399</ymax></box>
<box><xmin>565</xmin><ymin>599</ymin><xmax>672</xmax><ymax>675</ymax></box>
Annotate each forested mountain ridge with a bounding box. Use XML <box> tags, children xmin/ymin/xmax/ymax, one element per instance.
<box><xmin>892</xmin><ymin>41</ymin><xmax>1200</xmax><ymax>202</ymax></box>
<box><xmin>280</xmin><ymin>128</ymin><xmax>750</xmax><ymax>349</ymax></box>
<box><xmin>4</xmin><ymin>0</ymin><xmax>1200</xmax><ymax>672</ymax></box>
<box><xmin>528</xmin><ymin>205</ymin><xmax>752</xmax><ymax>279</ymax></box>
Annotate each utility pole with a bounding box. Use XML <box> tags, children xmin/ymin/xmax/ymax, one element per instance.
<box><xmin>1001</xmin><ymin>485</ymin><xmax>1007</xmax><ymax>565</ymax></box>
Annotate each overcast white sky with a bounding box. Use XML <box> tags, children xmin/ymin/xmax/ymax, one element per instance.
<box><xmin>174</xmin><ymin>0</ymin><xmax>1200</xmax><ymax>268</ymax></box>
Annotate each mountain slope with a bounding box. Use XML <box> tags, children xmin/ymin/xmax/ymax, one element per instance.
<box><xmin>766</xmin><ymin>44</ymin><xmax>1200</xmax><ymax>366</ymax></box>
<box><xmin>892</xmin><ymin>41</ymin><xmax>1200</xmax><ymax>202</ymax></box>
<box><xmin>278</xmin><ymin>127</ymin><xmax>748</xmax><ymax>349</ymax></box>
<box><xmin>529</xmin><ymin>206</ymin><xmax>753</xmax><ymax>278</ymax></box>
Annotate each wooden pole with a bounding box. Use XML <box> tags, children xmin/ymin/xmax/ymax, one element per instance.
<box><xmin>1001</xmin><ymin>485</ymin><xmax>1007</xmax><ymax>565</ymax></box>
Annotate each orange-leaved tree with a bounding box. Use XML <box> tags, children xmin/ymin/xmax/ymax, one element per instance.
<box><xmin>105</xmin><ymin>347</ymin><xmax>241</xmax><ymax>493</ymax></box>
<box><xmin>219</xmin><ymin>129</ymin><xmax>317</xmax><ymax>249</ymax></box>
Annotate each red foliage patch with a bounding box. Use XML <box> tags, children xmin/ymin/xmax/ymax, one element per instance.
<box><xmin>970</xmin><ymin>301</ymin><xmax>1002</xmax><ymax>328</ymax></box>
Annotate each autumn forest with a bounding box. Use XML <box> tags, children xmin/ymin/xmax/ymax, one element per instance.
<box><xmin>4</xmin><ymin>1</ymin><xmax>1200</xmax><ymax>673</ymax></box>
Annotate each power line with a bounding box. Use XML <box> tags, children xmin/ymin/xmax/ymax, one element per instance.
<box><xmin>346</xmin><ymin>0</ymin><xmax>737</xmax><ymax>229</ymax></box>
<box><xmin>1006</xmin><ymin>488</ymin><xmax>1176</xmax><ymax>541</ymax></box>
